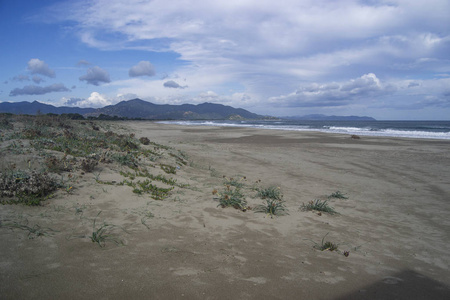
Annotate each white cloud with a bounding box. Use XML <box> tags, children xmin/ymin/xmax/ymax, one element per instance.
<box><xmin>269</xmin><ymin>73</ymin><xmax>396</xmax><ymax>107</ymax></box>
<box><xmin>129</xmin><ymin>61</ymin><xmax>156</xmax><ymax>77</ymax></box>
<box><xmin>27</xmin><ymin>58</ymin><xmax>55</xmax><ymax>78</ymax></box>
<box><xmin>63</xmin><ymin>92</ymin><xmax>112</xmax><ymax>108</ymax></box>
<box><xmin>79</xmin><ymin>66</ymin><xmax>110</xmax><ymax>86</ymax></box>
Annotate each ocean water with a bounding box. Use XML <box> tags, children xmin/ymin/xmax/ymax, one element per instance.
<box><xmin>158</xmin><ymin>120</ymin><xmax>450</xmax><ymax>140</ymax></box>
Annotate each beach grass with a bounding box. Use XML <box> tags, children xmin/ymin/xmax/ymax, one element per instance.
<box><xmin>328</xmin><ymin>191</ymin><xmax>348</xmax><ymax>199</ymax></box>
<box><xmin>301</xmin><ymin>199</ymin><xmax>337</xmax><ymax>214</ymax></box>
<box><xmin>254</xmin><ymin>198</ymin><xmax>288</xmax><ymax>217</ymax></box>
<box><xmin>256</xmin><ymin>186</ymin><xmax>283</xmax><ymax>201</ymax></box>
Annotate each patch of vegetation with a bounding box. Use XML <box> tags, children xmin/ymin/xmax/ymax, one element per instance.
<box><xmin>160</xmin><ymin>164</ymin><xmax>176</xmax><ymax>174</ymax></box>
<box><xmin>0</xmin><ymin>219</ymin><xmax>57</xmax><ymax>239</ymax></box>
<box><xmin>111</xmin><ymin>153</ymin><xmax>139</xmax><ymax>168</ymax></box>
<box><xmin>256</xmin><ymin>186</ymin><xmax>283</xmax><ymax>201</ymax></box>
<box><xmin>328</xmin><ymin>191</ymin><xmax>348</xmax><ymax>199</ymax></box>
<box><xmin>308</xmin><ymin>233</ymin><xmax>339</xmax><ymax>251</ymax></box>
<box><xmin>301</xmin><ymin>199</ymin><xmax>337</xmax><ymax>215</ymax></box>
<box><xmin>0</xmin><ymin>170</ymin><xmax>59</xmax><ymax>205</ymax></box>
<box><xmin>223</xmin><ymin>176</ymin><xmax>246</xmax><ymax>188</ymax></box>
<box><xmin>139</xmin><ymin>137</ymin><xmax>150</xmax><ymax>145</ymax></box>
<box><xmin>254</xmin><ymin>198</ymin><xmax>288</xmax><ymax>217</ymax></box>
<box><xmin>45</xmin><ymin>155</ymin><xmax>75</xmax><ymax>173</ymax></box>
<box><xmin>123</xmin><ymin>179</ymin><xmax>173</xmax><ymax>200</ymax></box>
<box><xmin>81</xmin><ymin>158</ymin><xmax>98</xmax><ymax>172</ymax></box>
<box><xmin>213</xmin><ymin>186</ymin><xmax>248</xmax><ymax>211</ymax></box>
<box><xmin>68</xmin><ymin>212</ymin><xmax>126</xmax><ymax>248</ymax></box>
<box><xmin>120</xmin><ymin>170</ymin><xmax>177</xmax><ymax>186</ymax></box>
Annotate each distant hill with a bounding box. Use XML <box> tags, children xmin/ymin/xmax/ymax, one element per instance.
<box><xmin>91</xmin><ymin>99</ymin><xmax>263</xmax><ymax>120</ymax></box>
<box><xmin>0</xmin><ymin>101</ymin><xmax>95</xmax><ymax>115</ymax></box>
<box><xmin>283</xmin><ymin>114</ymin><xmax>376</xmax><ymax>121</ymax></box>
<box><xmin>0</xmin><ymin>99</ymin><xmax>264</xmax><ymax>120</ymax></box>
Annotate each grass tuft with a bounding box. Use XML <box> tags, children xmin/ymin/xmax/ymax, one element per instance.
<box><xmin>256</xmin><ymin>186</ymin><xmax>283</xmax><ymax>201</ymax></box>
<box><xmin>89</xmin><ymin>212</ymin><xmax>125</xmax><ymax>248</ymax></box>
<box><xmin>328</xmin><ymin>191</ymin><xmax>348</xmax><ymax>199</ymax></box>
<box><xmin>301</xmin><ymin>199</ymin><xmax>337</xmax><ymax>214</ymax></box>
<box><xmin>254</xmin><ymin>198</ymin><xmax>288</xmax><ymax>217</ymax></box>
<box><xmin>307</xmin><ymin>233</ymin><xmax>339</xmax><ymax>251</ymax></box>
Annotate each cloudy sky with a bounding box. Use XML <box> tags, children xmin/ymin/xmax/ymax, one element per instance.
<box><xmin>1</xmin><ymin>0</ymin><xmax>449</xmax><ymax>120</ymax></box>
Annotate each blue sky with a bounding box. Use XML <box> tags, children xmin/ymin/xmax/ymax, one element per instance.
<box><xmin>0</xmin><ymin>0</ymin><xmax>449</xmax><ymax>120</ymax></box>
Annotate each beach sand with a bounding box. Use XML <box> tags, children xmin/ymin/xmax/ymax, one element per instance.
<box><xmin>1</xmin><ymin>121</ymin><xmax>449</xmax><ymax>299</ymax></box>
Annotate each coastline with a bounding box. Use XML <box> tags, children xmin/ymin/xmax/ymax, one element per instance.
<box><xmin>157</xmin><ymin>120</ymin><xmax>450</xmax><ymax>140</ymax></box>
<box><xmin>1</xmin><ymin>121</ymin><xmax>449</xmax><ymax>299</ymax></box>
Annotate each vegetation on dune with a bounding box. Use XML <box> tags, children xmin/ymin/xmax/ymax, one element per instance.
<box><xmin>301</xmin><ymin>199</ymin><xmax>338</xmax><ymax>215</ymax></box>
<box><xmin>0</xmin><ymin>114</ymin><xmax>189</xmax><ymax>205</ymax></box>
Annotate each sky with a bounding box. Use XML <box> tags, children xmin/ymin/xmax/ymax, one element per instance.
<box><xmin>0</xmin><ymin>0</ymin><xmax>449</xmax><ymax>120</ymax></box>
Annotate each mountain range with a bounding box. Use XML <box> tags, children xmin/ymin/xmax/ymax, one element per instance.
<box><xmin>0</xmin><ymin>99</ymin><xmax>376</xmax><ymax>121</ymax></box>
<box><xmin>0</xmin><ymin>99</ymin><xmax>262</xmax><ymax>120</ymax></box>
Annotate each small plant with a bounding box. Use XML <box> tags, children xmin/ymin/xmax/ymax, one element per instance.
<box><xmin>160</xmin><ymin>164</ymin><xmax>176</xmax><ymax>174</ymax></box>
<box><xmin>140</xmin><ymin>211</ymin><xmax>154</xmax><ymax>229</ymax></box>
<box><xmin>223</xmin><ymin>176</ymin><xmax>246</xmax><ymax>188</ymax></box>
<box><xmin>256</xmin><ymin>186</ymin><xmax>283</xmax><ymax>201</ymax></box>
<box><xmin>45</xmin><ymin>155</ymin><xmax>74</xmax><ymax>173</ymax></box>
<box><xmin>0</xmin><ymin>220</ymin><xmax>57</xmax><ymax>239</ymax></box>
<box><xmin>301</xmin><ymin>199</ymin><xmax>337</xmax><ymax>214</ymax></box>
<box><xmin>307</xmin><ymin>233</ymin><xmax>339</xmax><ymax>251</ymax></box>
<box><xmin>328</xmin><ymin>191</ymin><xmax>348</xmax><ymax>199</ymax></box>
<box><xmin>111</xmin><ymin>153</ymin><xmax>138</xmax><ymax>168</ymax></box>
<box><xmin>139</xmin><ymin>137</ymin><xmax>150</xmax><ymax>145</ymax></box>
<box><xmin>89</xmin><ymin>212</ymin><xmax>125</xmax><ymax>248</ymax></box>
<box><xmin>81</xmin><ymin>158</ymin><xmax>98</xmax><ymax>172</ymax></box>
<box><xmin>213</xmin><ymin>186</ymin><xmax>248</xmax><ymax>211</ymax></box>
<box><xmin>254</xmin><ymin>198</ymin><xmax>288</xmax><ymax>217</ymax></box>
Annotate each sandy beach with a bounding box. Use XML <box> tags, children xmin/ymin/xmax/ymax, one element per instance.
<box><xmin>1</xmin><ymin>120</ymin><xmax>449</xmax><ymax>299</ymax></box>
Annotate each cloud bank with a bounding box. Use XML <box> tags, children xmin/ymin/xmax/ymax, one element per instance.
<box><xmin>9</xmin><ymin>83</ymin><xmax>70</xmax><ymax>96</ymax></box>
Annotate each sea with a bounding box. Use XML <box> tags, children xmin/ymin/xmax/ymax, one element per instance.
<box><xmin>158</xmin><ymin>120</ymin><xmax>450</xmax><ymax>140</ymax></box>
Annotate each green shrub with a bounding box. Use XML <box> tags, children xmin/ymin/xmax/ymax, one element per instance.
<box><xmin>0</xmin><ymin>170</ymin><xmax>59</xmax><ymax>205</ymax></box>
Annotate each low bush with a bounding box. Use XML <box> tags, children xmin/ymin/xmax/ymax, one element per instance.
<box><xmin>0</xmin><ymin>170</ymin><xmax>59</xmax><ymax>205</ymax></box>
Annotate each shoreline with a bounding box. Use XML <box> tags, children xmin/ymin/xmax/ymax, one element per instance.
<box><xmin>1</xmin><ymin>120</ymin><xmax>449</xmax><ymax>299</ymax></box>
<box><xmin>156</xmin><ymin>120</ymin><xmax>450</xmax><ymax>140</ymax></box>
